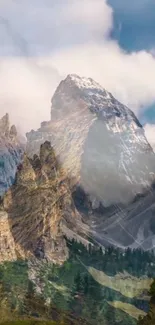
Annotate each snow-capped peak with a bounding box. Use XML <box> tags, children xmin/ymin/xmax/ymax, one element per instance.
<box><xmin>52</xmin><ymin>74</ymin><xmax>144</xmax><ymax>132</ymax></box>
<box><xmin>65</xmin><ymin>74</ymin><xmax>136</xmax><ymax>121</ymax></box>
<box><xmin>67</xmin><ymin>74</ymin><xmax>105</xmax><ymax>92</ymax></box>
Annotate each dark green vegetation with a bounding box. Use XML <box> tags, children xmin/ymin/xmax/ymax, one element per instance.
<box><xmin>0</xmin><ymin>320</ymin><xmax>87</xmax><ymax>325</ymax></box>
<box><xmin>0</xmin><ymin>240</ymin><xmax>155</xmax><ymax>325</ymax></box>
<box><xmin>66</xmin><ymin>239</ymin><xmax>155</xmax><ymax>277</ymax></box>
<box><xmin>0</xmin><ymin>259</ymin><xmax>87</xmax><ymax>324</ymax></box>
<box><xmin>138</xmin><ymin>279</ymin><xmax>155</xmax><ymax>325</ymax></box>
<box><xmin>0</xmin><ymin>319</ymin><xmax>90</xmax><ymax>325</ymax></box>
<box><xmin>1</xmin><ymin>322</ymin><xmax>57</xmax><ymax>325</ymax></box>
<box><xmin>0</xmin><ymin>260</ymin><xmax>29</xmax><ymax>318</ymax></box>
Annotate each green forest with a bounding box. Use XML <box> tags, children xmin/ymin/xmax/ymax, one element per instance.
<box><xmin>1</xmin><ymin>239</ymin><xmax>155</xmax><ymax>325</ymax></box>
<box><xmin>138</xmin><ymin>278</ymin><xmax>155</xmax><ymax>325</ymax></box>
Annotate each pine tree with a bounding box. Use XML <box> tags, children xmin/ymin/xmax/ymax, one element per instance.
<box><xmin>74</xmin><ymin>271</ymin><xmax>83</xmax><ymax>293</ymax></box>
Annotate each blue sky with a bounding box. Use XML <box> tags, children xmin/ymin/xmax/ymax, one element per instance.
<box><xmin>109</xmin><ymin>0</ymin><xmax>155</xmax><ymax>125</ymax></box>
<box><xmin>110</xmin><ymin>0</ymin><xmax>155</xmax><ymax>52</ymax></box>
<box><xmin>0</xmin><ymin>0</ymin><xmax>155</xmax><ymax>146</ymax></box>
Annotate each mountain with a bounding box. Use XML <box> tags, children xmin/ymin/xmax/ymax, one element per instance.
<box><xmin>1</xmin><ymin>74</ymin><xmax>155</xmax><ymax>324</ymax></box>
<box><xmin>26</xmin><ymin>74</ymin><xmax>155</xmax><ymax>250</ymax></box>
<box><xmin>0</xmin><ymin>113</ymin><xmax>23</xmax><ymax>197</ymax></box>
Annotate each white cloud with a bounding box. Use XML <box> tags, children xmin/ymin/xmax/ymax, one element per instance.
<box><xmin>0</xmin><ymin>0</ymin><xmax>155</xmax><ymax>134</ymax></box>
<box><xmin>0</xmin><ymin>0</ymin><xmax>113</xmax><ymax>133</ymax></box>
<box><xmin>63</xmin><ymin>0</ymin><xmax>113</xmax><ymax>37</ymax></box>
<box><xmin>144</xmin><ymin>123</ymin><xmax>155</xmax><ymax>151</ymax></box>
<box><xmin>0</xmin><ymin>58</ymin><xmax>61</xmax><ymax>132</ymax></box>
<box><xmin>51</xmin><ymin>42</ymin><xmax>155</xmax><ymax>115</ymax></box>
<box><xmin>0</xmin><ymin>0</ymin><xmax>112</xmax><ymax>55</ymax></box>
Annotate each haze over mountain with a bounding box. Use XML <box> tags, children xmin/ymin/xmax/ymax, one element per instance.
<box><xmin>1</xmin><ymin>73</ymin><xmax>155</xmax><ymax>258</ymax></box>
<box><xmin>0</xmin><ymin>74</ymin><xmax>155</xmax><ymax>325</ymax></box>
<box><xmin>1</xmin><ymin>1</ymin><xmax>155</xmax><ymax>324</ymax></box>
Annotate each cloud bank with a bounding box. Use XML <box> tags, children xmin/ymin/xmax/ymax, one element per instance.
<box><xmin>0</xmin><ymin>0</ymin><xmax>155</xmax><ymax>147</ymax></box>
<box><xmin>0</xmin><ymin>58</ymin><xmax>61</xmax><ymax>132</ymax></box>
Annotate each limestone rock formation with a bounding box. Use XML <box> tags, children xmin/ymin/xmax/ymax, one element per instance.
<box><xmin>0</xmin><ymin>208</ymin><xmax>17</xmax><ymax>263</ymax></box>
<box><xmin>0</xmin><ymin>141</ymin><xmax>87</xmax><ymax>263</ymax></box>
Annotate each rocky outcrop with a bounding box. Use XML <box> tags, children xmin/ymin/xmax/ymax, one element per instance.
<box><xmin>0</xmin><ymin>208</ymin><xmax>17</xmax><ymax>263</ymax></box>
<box><xmin>0</xmin><ymin>113</ymin><xmax>23</xmax><ymax>196</ymax></box>
<box><xmin>0</xmin><ymin>141</ymin><xmax>87</xmax><ymax>264</ymax></box>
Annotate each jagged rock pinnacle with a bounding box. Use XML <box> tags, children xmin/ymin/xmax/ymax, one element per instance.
<box><xmin>0</xmin><ymin>113</ymin><xmax>10</xmax><ymax>137</ymax></box>
<box><xmin>0</xmin><ymin>113</ymin><xmax>23</xmax><ymax>196</ymax></box>
<box><xmin>10</xmin><ymin>124</ymin><xmax>17</xmax><ymax>139</ymax></box>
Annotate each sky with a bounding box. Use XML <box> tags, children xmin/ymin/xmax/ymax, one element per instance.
<box><xmin>0</xmin><ymin>0</ymin><xmax>155</xmax><ymax>147</ymax></box>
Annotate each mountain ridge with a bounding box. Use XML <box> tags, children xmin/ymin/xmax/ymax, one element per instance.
<box><xmin>1</xmin><ymin>74</ymin><xmax>155</xmax><ymax>254</ymax></box>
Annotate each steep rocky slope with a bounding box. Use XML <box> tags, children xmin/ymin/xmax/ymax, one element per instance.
<box><xmin>0</xmin><ymin>113</ymin><xmax>23</xmax><ymax>196</ymax></box>
<box><xmin>0</xmin><ymin>141</ymin><xmax>88</xmax><ymax>263</ymax></box>
<box><xmin>26</xmin><ymin>74</ymin><xmax>155</xmax><ymax>250</ymax></box>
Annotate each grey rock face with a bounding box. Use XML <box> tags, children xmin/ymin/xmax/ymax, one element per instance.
<box><xmin>0</xmin><ymin>114</ymin><xmax>23</xmax><ymax>196</ymax></box>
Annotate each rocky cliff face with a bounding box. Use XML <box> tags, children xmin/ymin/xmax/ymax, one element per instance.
<box><xmin>0</xmin><ymin>113</ymin><xmax>23</xmax><ymax>196</ymax></box>
<box><xmin>0</xmin><ymin>141</ymin><xmax>88</xmax><ymax>263</ymax></box>
<box><xmin>26</xmin><ymin>74</ymin><xmax>155</xmax><ymax>250</ymax></box>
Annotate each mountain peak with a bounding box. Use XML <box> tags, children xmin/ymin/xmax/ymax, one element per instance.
<box><xmin>26</xmin><ymin>75</ymin><xmax>155</xmax><ymax>249</ymax></box>
<box><xmin>0</xmin><ymin>113</ymin><xmax>23</xmax><ymax>197</ymax></box>
<box><xmin>51</xmin><ymin>74</ymin><xmax>142</xmax><ymax>130</ymax></box>
<box><xmin>0</xmin><ymin>113</ymin><xmax>18</xmax><ymax>140</ymax></box>
<box><xmin>66</xmin><ymin>74</ymin><xmax>105</xmax><ymax>91</ymax></box>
